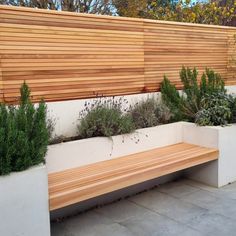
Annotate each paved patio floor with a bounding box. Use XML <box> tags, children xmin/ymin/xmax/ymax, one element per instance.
<box><xmin>51</xmin><ymin>178</ymin><xmax>236</xmax><ymax>236</ymax></box>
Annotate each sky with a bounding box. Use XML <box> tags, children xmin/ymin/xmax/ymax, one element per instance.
<box><xmin>191</xmin><ymin>0</ymin><xmax>208</xmax><ymax>3</ymax></box>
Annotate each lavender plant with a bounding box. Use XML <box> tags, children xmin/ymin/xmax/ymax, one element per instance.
<box><xmin>78</xmin><ymin>97</ymin><xmax>135</xmax><ymax>138</ymax></box>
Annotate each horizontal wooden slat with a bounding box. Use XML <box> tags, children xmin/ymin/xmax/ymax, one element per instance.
<box><xmin>48</xmin><ymin>143</ymin><xmax>219</xmax><ymax>210</ymax></box>
<box><xmin>0</xmin><ymin>5</ymin><xmax>235</xmax><ymax>103</ymax></box>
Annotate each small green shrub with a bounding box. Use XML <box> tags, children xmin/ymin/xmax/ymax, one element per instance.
<box><xmin>200</xmin><ymin>68</ymin><xmax>225</xmax><ymax>96</ymax></box>
<box><xmin>154</xmin><ymin>102</ymin><xmax>172</xmax><ymax>124</ymax></box>
<box><xmin>195</xmin><ymin>93</ymin><xmax>232</xmax><ymax>126</ymax></box>
<box><xmin>78</xmin><ymin>97</ymin><xmax>135</xmax><ymax>138</ymax></box>
<box><xmin>161</xmin><ymin>66</ymin><xmax>226</xmax><ymax>123</ymax></box>
<box><xmin>0</xmin><ymin>83</ymin><xmax>50</xmax><ymax>176</ymax></box>
<box><xmin>229</xmin><ymin>95</ymin><xmax>236</xmax><ymax>123</ymax></box>
<box><xmin>160</xmin><ymin>76</ymin><xmax>184</xmax><ymax>121</ymax></box>
<box><xmin>130</xmin><ymin>98</ymin><xmax>159</xmax><ymax>129</ymax></box>
<box><xmin>180</xmin><ymin>67</ymin><xmax>201</xmax><ymax>120</ymax></box>
<box><xmin>130</xmin><ymin>98</ymin><xmax>172</xmax><ymax>129</ymax></box>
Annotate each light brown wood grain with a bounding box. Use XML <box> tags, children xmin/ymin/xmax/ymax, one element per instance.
<box><xmin>48</xmin><ymin>142</ymin><xmax>219</xmax><ymax>211</ymax></box>
<box><xmin>0</xmin><ymin>5</ymin><xmax>235</xmax><ymax>103</ymax></box>
<box><xmin>0</xmin><ymin>58</ymin><xmax>3</xmax><ymax>103</ymax></box>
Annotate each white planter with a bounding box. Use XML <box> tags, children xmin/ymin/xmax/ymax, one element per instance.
<box><xmin>46</xmin><ymin>122</ymin><xmax>182</xmax><ymax>173</ymax></box>
<box><xmin>0</xmin><ymin>165</ymin><xmax>50</xmax><ymax>236</ymax></box>
<box><xmin>183</xmin><ymin>122</ymin><xmax>236</xmax><ymax>187</ymax></box>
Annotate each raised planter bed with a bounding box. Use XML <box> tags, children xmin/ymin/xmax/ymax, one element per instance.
<box><xmin>0</xmin><ymin>165</ymin><xmax>50</xmax><ymax>236</ymax></box>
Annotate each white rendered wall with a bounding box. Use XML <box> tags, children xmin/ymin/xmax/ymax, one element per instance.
<box><xmin>226</xmin><ymin>85</ymin><xmax>236</xmax><ymax>95</ymax></box>
<box><xmin>0</xmin><ymin>165</ymin><xmax>50</xmax><ymax>236</ymax></box>
<box><xmin>218</xmin><ymin>125</ymin><xmax>236</xmax><ymax>186</ymax></box>
<box><xmin>182</xmin><ymin>122</ymin><xmax>219</xmax><ymax>187</ymax></box>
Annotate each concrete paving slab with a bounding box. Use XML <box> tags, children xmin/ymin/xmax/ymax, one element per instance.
<box><xmin>181</xmin><ymin>189</ymin><xmax>236</xmax><ymax>220</ymax></box>
<box><xmin>186</xmin><ymin>211</ymin><xmax>236</xmax><ymax>236</ymax></box>
<box><xmin>130</xmin><ymin>190</ymin><xmax>208</xmax><ymax>224</ymax></box>
<box><xmin>95</xmin><ymin>199</ymin><xmax>150</xmax><ymax>223</ymax></box>
<box><xmin>120</xmin><ymin>211</ymin><xmax>201</xmax><ymax>236</ymax></box>
<box><xmin>157</xmin><ymin>180</ymin><xmax>199</xmax><ymax>197</ymax></box>
<box><xmin>51</xmin><ymin>178</ymin><xmax>236</xmax><ymax>236</ymax></box>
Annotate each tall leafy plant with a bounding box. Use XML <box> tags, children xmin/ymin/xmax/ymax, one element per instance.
<box><xmin>0</xmin><ymin>83</ymin><xmax>50</xmax><ymax>175</ymax></box>
<box><xmin>180</xmin><ymin>67</ymin><xmax>201</xmax><ymax>120</ymax></box>
<box><xmin>161</xmin><ymin>76</ymin><xmax>183</xmax><ymax>121</ymax></box>
<box><xmin>161</xmin><ymin>66</ymin><xmax>226</xmax><ymax>122</ymax></box>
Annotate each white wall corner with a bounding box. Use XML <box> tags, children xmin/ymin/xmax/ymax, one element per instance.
<box><xmin>182</xmin><ymin>122</ymin><xmax>220</xmax><ymax>187</ymax></box>
<box><xmin>0</xmin><ymin>165</ymin><xmax>50</xmax><ymax>236</ymax></box>
<box><xmin>218</xmin><ymin>125</ymin><xmax>236</xmax><ymax>187</ymax></box>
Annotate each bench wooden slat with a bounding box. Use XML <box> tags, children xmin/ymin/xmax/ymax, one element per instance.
<box><xmin>49</xmin><ymin>148</ymin><xmax>214</xmax><ymax>193</ymax></box>
<box><xmin>48</xmin><ymin>142</ymin><xmax>218</xmax><ymax>211</ymax></box>
<box><xmin>49</xmin><ymin>143</ymin><xmax>195</xmax><ymax>183</ymax></box>
<box><xmin>49</xmin><ymin>148</ymin><xmax>216</xmax><ymax>196</ymax></box>
<box><xmin>48</xmin><ymin>145</ymin><xmax>201</xmax><ymax>191</ymax></box>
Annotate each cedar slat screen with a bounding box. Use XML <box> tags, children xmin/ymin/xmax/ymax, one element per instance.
<box><xmin>0</xmin><ymin>5</ymin><xmax>235</xmax><ymax>103</ymax></box>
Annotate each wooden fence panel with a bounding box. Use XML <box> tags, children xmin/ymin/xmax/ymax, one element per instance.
<box><xmin>227</xmin><ymin>29</ymin><xmax>236</xmax><ymax>84</ymax></box>
<box><xmin>0</xmin><ymin>5</ymin><xmax>145</xmax><ymax>102</ymax></box>
<box><xmin>0</xmin><ymin>5</ymin><xmax>235</xmax><ymax>103</ymax></box>
<box><xmin>144</xmin><ymin>20</ymin><xmax>229</xmax><ymax>91</ymax></box>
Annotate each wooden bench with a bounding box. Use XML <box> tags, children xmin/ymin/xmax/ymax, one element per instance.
<box><xmin>48</xmin><ymin>142</ymin><xmax>218</xmax><ymax>211</ymax></box>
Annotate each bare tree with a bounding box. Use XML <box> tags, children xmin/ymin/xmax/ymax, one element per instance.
<box><xmin>0</xmin><ymin>0</ymin><xmax>56</xmax><ymax>8</ymax></box>
<box><xmin>60</xmin><ymin>0</ymin><xmax>114</xmax><ymax>14</ymax></box>
<box><xmin>0</xmin><ymin>0</ymin><xmax>114</xmax><ymax>14</ymax></box>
